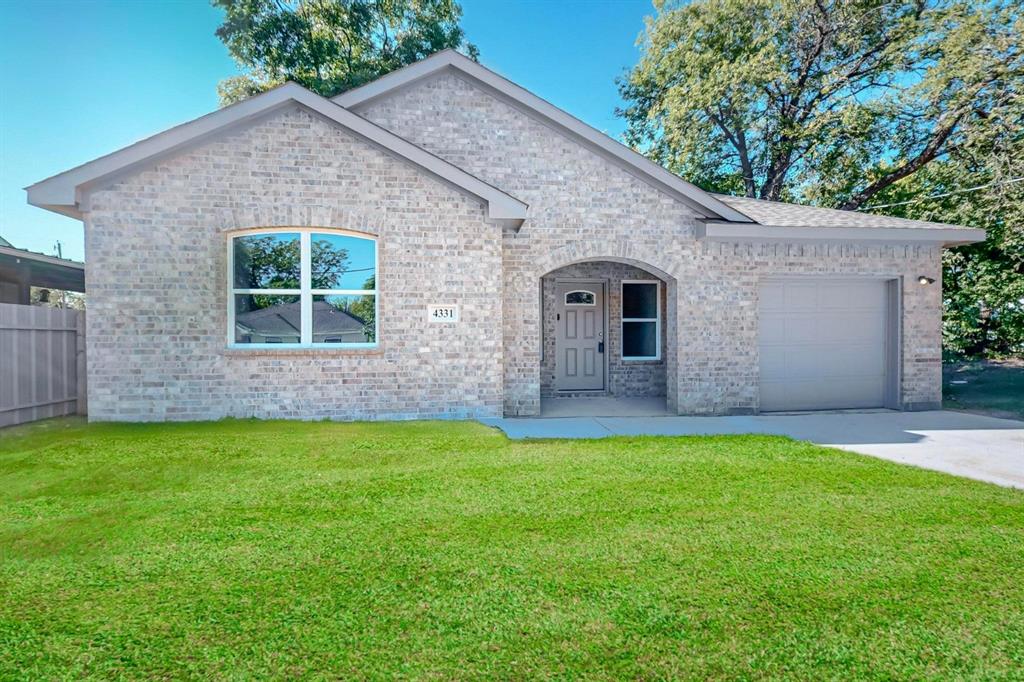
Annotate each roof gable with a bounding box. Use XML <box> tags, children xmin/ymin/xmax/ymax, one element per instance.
<box><xmin>333</xmin><ymin>50</ymin><xmax>753</xmax><ymax>223</ymax></box>
<box><xmin>27</xmin><ymin>82</ymin><xmax>527</xmax><ymax>225</ymax></box>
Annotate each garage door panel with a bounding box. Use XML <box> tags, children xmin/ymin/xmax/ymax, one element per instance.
<box><xmin>759</xmin><ymin>348</ymin><xmax>787</xmax><ymax>380</ymax></box>
<box><xmin>759</xmin><ymin>279</ymin><xmax>890</xmax><ymax>412</ymax></box>
<box><xmin>760</xmin><ymin>281</ymin><xmax>786</xmax><ymax>311</ymax></box>
<box><xmin>821</xmin><ymin>315</ymin><xmax>886</xmax><ymax>345</ymax></box>
<box><xmin>760</xmin><ymin>316</ymin><xmax>786</xmax><ymax>344</ymax></box>
<box><xmin>782</xmin><ymin>315</ymin><xmax>819</xmax><ymax>343</ymax></box>
<box><xmin>783</xmin><ymin>283</ymin><xmax>819</xmax><ymax>310</ymax></box>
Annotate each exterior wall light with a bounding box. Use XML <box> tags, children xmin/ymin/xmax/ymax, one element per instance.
<box><xmin>917</xmin><ymin>276</ymin><xmax>936</xmax><ymax>285</ymax></box>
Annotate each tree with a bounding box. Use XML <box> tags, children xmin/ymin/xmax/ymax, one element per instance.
<box><xmin>235</xmin><ymin>235</ymin><xmax>350</xmax><ymax>308</ymax></box>
<box><xmin>213</xmin><ymin>0</ymin><xmax>478</xmax><ymax>105</ymax></box>
<box><xmin>337</xmin><ymin>275</ymin><xmax>376</xmax><ymax>341</ymax></box>
<box><xmin>873</xmin><ymin>132</ymin><xmax>1024</xmax><ymax>357</ymax></box>
<box><xmin>618</xmin><ymin>0</ymin><xmax>1021</xmax><ymax>209</ymax></box>
<box><xmin>619</xmin><ymin>0</ymin><xmax>1024</xmax><ymax>357</ymax></box>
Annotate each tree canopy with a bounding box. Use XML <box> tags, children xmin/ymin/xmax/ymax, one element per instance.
<box><xmin>618</xmin><ymin>0</ymin><xmax>1021</xmax><ymax>209</ymax></box>
<box><xmin>213</xmin><ymin>0</ymin><xmax>477</xmax><ymax>105</ymax></box>
<box><xmin>619</xmin><ymin>0</ymin><xmax>1023</xmax><ymax>356</ymax></box>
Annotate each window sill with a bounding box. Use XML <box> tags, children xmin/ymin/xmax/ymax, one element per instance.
<box><xmin>222</xmin><ymin>346</ymin><xmax>384</xmax><ymax>357</ymax></box>
<box><xmin>622</xmin><ymin>357</ymin><xmax>662</xmax><ymax>364</ymax></box>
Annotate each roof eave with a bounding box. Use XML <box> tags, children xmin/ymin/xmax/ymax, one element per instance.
<box><xmin>26</xmin><ymin>81</ymin><xmax>527</xmax><ymax>224</ymax></box>
<box><xmin>699</xmin><ymin>222</ymin><xmax>986</xmax><ymax>246</ymax></box>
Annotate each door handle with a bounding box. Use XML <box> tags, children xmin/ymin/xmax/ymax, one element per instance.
<box><xmin>598</xmin><ymin>342</ymin><xmax>605</xmax><ymax>354</ymax></box>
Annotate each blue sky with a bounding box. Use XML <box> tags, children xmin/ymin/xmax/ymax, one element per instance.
<box><xmin>0</xmin><ymin>0</ymin><xmax>654</xmax><ymax>262</ymax></box>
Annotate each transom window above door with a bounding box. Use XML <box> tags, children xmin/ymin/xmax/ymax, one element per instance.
<box><xmin>565</xmin><ymin>290</ymin><xmax>596</xmax><ymax>306</ymax></box>
<box><xmin>621</xmin><ymin>280</ymin><xmax>660</xmax><ymax>361</ymax></box>
<box><xmin>228</xmin><ymin>229</ymin><xmax>377</xmax><ymax>348</ymax></box>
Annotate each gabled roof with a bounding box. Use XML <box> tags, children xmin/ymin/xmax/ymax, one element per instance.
<box><xmin>26</xmin><ymin>82</ymin><xmax>528</xmax><ymax>225</ymax></box>
<box><xmin>334</xmin><ymin>49</ymin><xmax>753</xmax><ymax>223</ymax></box>
<box><xmin>703</xmin><ymin>194</ymin><xmax>984</xmax><ymax>245</ymax></box>
<box><xmin>236</xmin><ymin>300</ymin><xmax>366</xmax><ymax>337</ymax></box>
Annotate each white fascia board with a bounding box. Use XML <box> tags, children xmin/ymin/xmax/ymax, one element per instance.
<box><xmin>334</xmin><ymin>50</ymin><xmax>754</xmax><ymax>224</ymax></box>
<box><xmin>26</xmin><ymin>82</ymin><xmax>528</xmax><ymax>224</ymax></box>
<box><xmin>701</xmin><ymin>222</ymin><xmax>987</xmax><ymax>246</ymax></box>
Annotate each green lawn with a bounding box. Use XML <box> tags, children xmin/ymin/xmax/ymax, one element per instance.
<box><xmin>2</xmin><ymin>419</ymin><xmax>1023</xmax><ymax>679</ymax></box>
<box><xmin>944</xmin><ymin>359</ymin><xmax>1024</xmax><ymax>421</ymax></box>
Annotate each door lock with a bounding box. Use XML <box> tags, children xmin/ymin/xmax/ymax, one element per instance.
<box><xmin>598</xmin><ymin>342</ymin><xmax>605</xmax><ymax>354</ymax></box>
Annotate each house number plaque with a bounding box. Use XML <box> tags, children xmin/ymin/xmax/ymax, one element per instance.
<box><xmin>427</xmin><ymin>305</ymin><xmax>459</xmax><ymax>323</ymax></box>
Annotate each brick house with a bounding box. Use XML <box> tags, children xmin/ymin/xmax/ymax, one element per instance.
<box><xmin>27</xmin><ymin>50</ymin><xmax>984</xmax><ymax>421</ymax></box>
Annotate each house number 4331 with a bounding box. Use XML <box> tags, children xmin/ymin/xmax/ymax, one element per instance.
<box><xmin>428</xmin><ymin>305</ymin><xmax>459</xmax><ymax>323</ymax></box>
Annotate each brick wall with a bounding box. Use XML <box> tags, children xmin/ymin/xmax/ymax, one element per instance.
<box><xmin>83</xmin><ymin>106</ymin><xmax>504</xmax><ymax>421</ymax></box>
<box><xmin>359</xmin><ymin>73</ymin><xmax>943</xmax><ymax>416</ymax></box>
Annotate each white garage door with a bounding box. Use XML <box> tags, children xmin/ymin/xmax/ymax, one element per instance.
<box><xmin>759</xmin><ymin>278</ymin><xmax>891</xmax><ymax>412</ymax></box>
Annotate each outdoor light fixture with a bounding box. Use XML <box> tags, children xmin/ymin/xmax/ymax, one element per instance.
<box><xmin>917</xmin><ymin>276</ymin><xmax>935</xmax><ymax>285</ymax></box>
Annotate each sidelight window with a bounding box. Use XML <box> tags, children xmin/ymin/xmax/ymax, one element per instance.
<box><xmin>621</xmin><ymin>280</ymin><xmax>660</xmax><ymax>360</ymax></box>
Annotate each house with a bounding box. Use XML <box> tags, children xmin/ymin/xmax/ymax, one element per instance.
<box><xmin>0</xmin><ymin>236</ymin><xmax>85</xmax><ymax>305</ymax></box>
<box><xmin>26</xmin><ymin>50</ymin><xmax>984</xmax><ymax>421</ymax></box>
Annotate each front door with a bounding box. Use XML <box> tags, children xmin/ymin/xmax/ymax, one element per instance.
<box><xmin>555</xmin><ymin>281</ymin><xmax>605</xmax><ymax>391</ymax></box>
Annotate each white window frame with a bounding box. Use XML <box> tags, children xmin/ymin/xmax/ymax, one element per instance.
<box><xmin>621</xmin><ymin>279</ymin><xmax>660</xmax><ymax>361</ymax></box>
<box><xmin>564</xmin><ymin>289</ymin><xmax>597</xmax><ymax>306</ymax></box>
<box><xmin>227</xmin><ymin>227</ymin><xmax>378</xmax><ymax>349</ymax></box>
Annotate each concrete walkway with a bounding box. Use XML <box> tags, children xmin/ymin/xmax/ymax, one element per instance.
<box><xmin>480</xmin><ymin>410</ymin><xmax>1024</xmax><ymax>490</ymax></box>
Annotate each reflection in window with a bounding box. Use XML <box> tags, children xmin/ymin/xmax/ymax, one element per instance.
<box><xmin>565</xmin><ymin>290</ymin><xmax>596</xmax><ymax>305</ymax></box>
<box><xmin>233</xmin><ymin>233</ymin><xmax>300</xmax><ymax>289</ymax></box>
<box><xmin>229</xmin><ymin>229</ymin><xmax>377</xmax><ymax>347</ymax></box>
<box><xmin>622</xmin><ymin>281</ymin><xmax>660</xmax><ymax>360</ymax></box>
<box><xmin>313</xmin><ymin>295</ymin><xmax>375</xmax><ymax>344</ymax></box>
<box><xmin>233</xmin><ymin>294</ymin><xmax>301</xmax><ymax>344</ymax></box>
<box><xmin>311</xmin><ymin>233</ymin><xmax>376</xmax><ymax>290</ymax></box>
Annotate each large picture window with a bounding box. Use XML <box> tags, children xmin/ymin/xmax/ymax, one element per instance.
<box><xmin>229</xmin><ymin>229</ymin><xmax>377</xmax><ymax>348</ymax></box>
<box><xmin>621</xmin><ymin>280</ymin><xmax>660</xmax><ymax>361</ymax></box>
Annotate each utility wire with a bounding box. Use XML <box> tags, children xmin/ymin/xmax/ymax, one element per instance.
<box><xmin>858</xmin><ymin>176</ymin><xmax>1024</xmax><ymax>211</ymax></box>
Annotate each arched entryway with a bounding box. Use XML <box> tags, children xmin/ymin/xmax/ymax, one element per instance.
<box><xmin>538</xmin><ymin>258</ymin><xmax>677</xmax><ymax>417</ymax></box>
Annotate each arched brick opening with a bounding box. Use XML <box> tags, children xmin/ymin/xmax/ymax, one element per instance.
<box><xmin>529</xmin><ymin>255</ymin><xmax>679</xmax><ymax>416</ymax></box>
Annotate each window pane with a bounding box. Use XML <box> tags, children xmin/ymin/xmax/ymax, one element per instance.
<box><xmin>232</xmin><ymin>233</ymin><xmax>300</xmax><ymax>289</ymax></box>
<box><xmin>233</xmin><ymin>294</ymin><xmax>300</xmax><ymax>344</ymax></box>
<box><xmin>313</xmin><ymin>294</ymin><xmax>375</xmax><ymax>344</ymax></box>
<box><xmin>622</xmin><ymin>282</ymin><xmax>657</xmax><ymax>319</ymax></box>
<box><xmin>565</xmin><ymin>290</ymin><xmax>595</xmax><ymax>305</ymax></box>
<box><xmin>623</xmin><ymin>321</ymin><xmax>657</xmax><ymax>358</ymax></box>
<box><xmin>311</xmin><ymin>234</ymin><xmax>376</xmax><ymax>290</ymax></box>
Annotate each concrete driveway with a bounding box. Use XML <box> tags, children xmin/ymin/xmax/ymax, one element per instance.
<box><xmin>480</xmin><ymin>410</ymin><xmax>1024</xmax><ymax>490</ymax></box>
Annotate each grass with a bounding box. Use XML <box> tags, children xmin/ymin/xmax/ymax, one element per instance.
<box><xmin>944</xmin><ymin>358</ymin><xmax>1024</xmax><ymax>420</ymax></box>
<box><xmin>1</xmin><ymin>418</ymin><xmax>1023</xmax><ymax>680</ymax></box>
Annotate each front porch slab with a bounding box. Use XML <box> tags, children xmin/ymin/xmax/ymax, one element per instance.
<box><xmin>541</xmin><ymin>396</ymin><xmax>670</xmax><ymax>418</ymax></box>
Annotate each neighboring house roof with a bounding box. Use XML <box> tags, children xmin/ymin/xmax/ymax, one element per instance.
<box><xmin>702</xmin><ymin>194</ymin><xmax>983</xmax><ymax>244</ymax></box>
<box><xmin>25</xmin><ymin>82</ymin><xmax>528</xmax><ymax>226</ymax></box>
<box><xmin>0</xmin><ymin>236</ymin><xmax>11</xmax><ymax>247</ymax></box>
<box><xmin>334</xmin><ymin>49</ymin><xmax>754</xmax><ymax>224</ymax></box>
<box><xmin>235</xmin><ymin>300</ymin><xmax>367</xmax><ymax>338</ymax></box>
<box><xmin>0</xmin><ymin>243</ymin><xmax>86</xmax><ymax>292</ymax></box>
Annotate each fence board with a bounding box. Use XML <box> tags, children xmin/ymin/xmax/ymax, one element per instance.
<box><xmin>0</xmin><ymin>303</ymin><xmax>85</xmax><ymax>428</ymax></box>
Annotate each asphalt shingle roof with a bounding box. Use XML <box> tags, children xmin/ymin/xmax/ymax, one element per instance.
<box><xmin>712</xmin><ymin>194</ymin><xmax>970</xmax><ymax>231</ymax></box>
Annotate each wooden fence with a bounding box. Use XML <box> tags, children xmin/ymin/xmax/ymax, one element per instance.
<box><xmin>0</xmin><ymin>303</ymin><xmax>85</xmax><ymax>428</ymax></box>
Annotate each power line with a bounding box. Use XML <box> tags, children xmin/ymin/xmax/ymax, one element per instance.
<box><xmin>857</xmin><ymin>176</ymin><xmax>1024</xmax><ymax>211</ymax></box>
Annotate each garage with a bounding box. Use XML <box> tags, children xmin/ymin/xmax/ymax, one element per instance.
<box><xmin>759</xmin><ymin>278</ymin><xmax>896</xmax><ymax>412</ymax></box>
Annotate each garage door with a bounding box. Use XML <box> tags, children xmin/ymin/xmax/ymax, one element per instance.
<box><xmin>759</xmin><ymin>278</ymin><xmax>891</xmax><ymax>412</ymax></box>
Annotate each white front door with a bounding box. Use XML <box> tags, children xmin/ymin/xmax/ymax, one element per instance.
<box><xmin>555</xmin><ymin>282</ymin><xmax>605</xmax><ymax>391</ymax></box>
